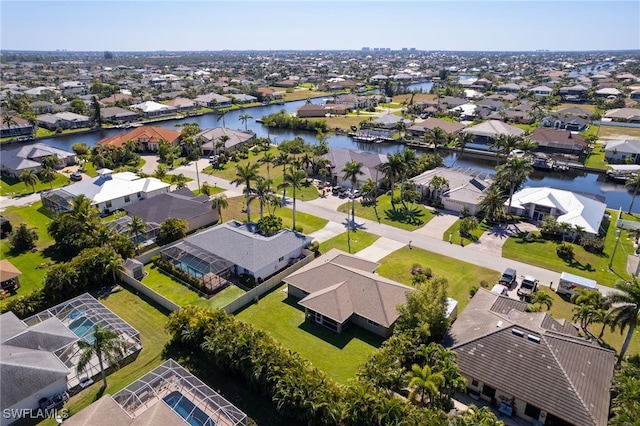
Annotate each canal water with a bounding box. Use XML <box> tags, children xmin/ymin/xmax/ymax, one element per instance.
<box><xmin>18</xmin><ymin>98</ymin><xmax>639</xmax><ymax>212</ymax></box>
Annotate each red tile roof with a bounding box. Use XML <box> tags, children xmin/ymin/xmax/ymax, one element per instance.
<box><xmin>97</xmin><ymin>126</ymin><xmax>181</xmax><ymax>148</ymax></box>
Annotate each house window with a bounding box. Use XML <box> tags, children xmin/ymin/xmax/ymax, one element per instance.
<box><xmin>524</xmin><ymin>403</ymin><xmax>541</xmax><ymax>420</ymax></box>
<box><xmin>106</xmin><ymin>200</ymin><xmax>112</xmax><ymax>208</ymax></box>
<box><xmin>367</xmin><ymin>319</ymin><xmax>380</xmax><ymax>327</ymax></box>
<box><xmin>481</xmin><ymin>384</ymin><xmax>496</xmax><ymax>398</ymax></box>
<box><xmin>471</xmin><ymin>379</ymin><xmax>479</xmax><ymax>387</ymax></box>
<box><xmin>278</xmin><ymin>256</ymin><xmax>284</xmax><ymax>262</ymax></box>
<box><xmin>137</xmin><ymin>192</ymin><xmax>142</xmax><ymax>198</ymax></box>
<box><xmin>124</xmin><ymin>195</ymin><xmax>130</xmax><ymax>203</ymax></box>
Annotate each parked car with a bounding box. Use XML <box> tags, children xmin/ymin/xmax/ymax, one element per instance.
<box><xmin>491</xmin><ymin>284</ymin><xmax>509</xmax><ymax>296</ymax></box>
<box><xmin>499</xmin><ymin>267</ymin><xmax>517</xmax><ymax>288</ymax></box>
<box><xmin>517</xmin><ymin>275</ymin><xmax>539</xmax><ymax>298</ymax></box>
<box><xmin>70</xmin><ymin>171</ymin><xmax>82</xmax><ymax>181</ymax></box>
<box><xmin>78</xmin><ymin>377</ymin><xmax>94</xmax><ymax>389</ymax></box>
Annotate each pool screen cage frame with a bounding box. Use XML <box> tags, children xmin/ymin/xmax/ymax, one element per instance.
<box><xmin>161</xmin><ymin>241</ymin><xmax>235</xmax><ymax>292</ymax></box>
<box><xmin>113</xmin><ymin>359</ymin><xmax>248</xmax><ymax>426</ymax></box>
<box><xmin>23</xmin><ymin>293</ymin><xmax>142</xmax><ymax>383</ymax></box>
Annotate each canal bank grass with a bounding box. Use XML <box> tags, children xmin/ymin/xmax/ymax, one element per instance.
<box><xmin>375</xmin><ymin>246</ymin><xmax>500</xmax><ymax>312</ymax></box>
<box><xmin>277</xmin><ymin>88</ymin><xmax>332</xmax><ymax>101</ymax></box>
<box><xmin>584</xmin><ymin>142</ymin><xmax>609</xmax><ymax>170</ymax></box>
<box><xmin>502</xmin><ymin>210</ymin><xmax>634</xmax><ymax>287</ymax></box>
<box><xmin>442</xmin><ymin>219</ymin><xmax>492</xmax><ymax>245</ymax></box>
<box><xmin>0</xmin><ymin>173</ymin><xmax>71</xmax><ymax>197</ymax></box>
<box><xmin>598</xmin><ymin>125</ymin><xmax>640</xmax><ymax>140</ymax></box>
<box><xmin>337</xmin><ymin>194</ymin><xmax>438</xmax><ymax>231</ymax></box>
<box><xmin>307</xmin><ymin>115</ymin><xmax>365</xmax><ymax>131</ymax></box>
<box><xmin>318</xmin><ymin>230</ymin><xmax>380</xmax><ymax>254</ymax></box>
<box><xmin>235</xmin><ymin>283</ymin><xmax>384</xmax><ymax>384</ymax></box>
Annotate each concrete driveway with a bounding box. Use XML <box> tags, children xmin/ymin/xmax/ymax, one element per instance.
<box><xmin>414</xmin><ymin>210</ymin><xmax>459</xmax><ymax>239</ymax></box>
<box><xmin>308</xmin><ymin>221</ymin><xmax>347</xmax><ymax>243</ymax></box>
<box><xmin>355</xmin><ymin>237</ymin><xmax>406</xmax><ymax>262</ymax></box>
<box><xmin>468</xmin><ymin>222</ymin><xmax>539</xmax><ymax>256</ymax></box>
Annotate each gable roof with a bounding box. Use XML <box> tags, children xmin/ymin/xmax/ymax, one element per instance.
<box><xmin>411</xmin><ymin>167</ymin><xmax>493</xmax><ymax>205</ymax></box>
<box><xmin>124</xmin><ymin>188</ymin><xmax>212</xmax><ymax>224</ymax></box>
<box><xmin>604</xmin><ymin>139</ymin><xmax>640</xmax><ymax>155</ymax></box>
<box><xmin>0</xmin><ymin>259</ymin><xmax>22</xmax><ymax>282</ymax></box>
<box><xmin>97</xmin><ymin>126</ymin><xmax>181</xmax><ymax>148</ymax></box>
<box><xmin>529</xmin><ymin>128</ymin><xmax>588</xmax><ymax>150</ymax></box>
<box><xmin>445</xmin><ymin>289</ymin><xmax>615</xmax><ymax>426</ymax></box>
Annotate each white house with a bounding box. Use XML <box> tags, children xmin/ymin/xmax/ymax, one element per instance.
<box><xmin>129</xmin><ymin>101</ymin><xmax>177</xmax><ymax>118</ymax></box>
<box><xmin>509</xmin><ymin>187</ymin><xmax>606</xmax><ymax>235</ymax></box>
<box><xmin>604</xmin><ymin>139</ymin><xmax>640</xmax><ymax>164</ymax></box>
<box><xmin>41</xmin><ymin>168</ymin><xmax>170</xmax><ymax>215</ymax></box>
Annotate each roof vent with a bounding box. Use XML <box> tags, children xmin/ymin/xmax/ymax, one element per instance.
<box><xmin>496</xmin><ymin>321</ymin><xmax>503</xmax><ymax>328</ymax></box>
<box><xmin>528</xmin><ymin>334</ymin><xmax>541</xmax><ymax>343</ymax></box>
<box><xmin>512</xmin><ymin>329</ymin><xmax>524</xmax><ymax>337</ymax></box>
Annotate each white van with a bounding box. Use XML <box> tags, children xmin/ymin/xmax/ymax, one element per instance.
<box><xmin>557</xmin><ymin>272</ymin><xmax>598</xmax><ymax>296</ymax></box>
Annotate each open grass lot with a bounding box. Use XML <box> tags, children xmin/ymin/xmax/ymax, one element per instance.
<box><xmin>141</xmin><ymin>265</ymin><xmax>245</xmax><ymax>310</ymax></box>
<box><xmin>442</xmin><ymin>219</ymin><xmax>492</xmax><ymax>245</ymax></box>
<box><xmin>276</xmin><ymin>88</ymin><xmax>332</xmax><ymax>102</ymax></box>
<box><xmin>337</xmin><ymin>194</ymin><xmax>438</xmax><ymax>231</ymax></box>
<box><xmin>0</xmin><ymin>173</ymin><xmax>71</xmax><ymax>197</ymax></box>
<box><xmin>307</xmin><ymin>115</ymin><xmax>366</xmax><ymax>132</ymax></box>
<box><xmin>376</xmin><ymin>246</ymin><xmax>500</xmax><ymax>312</ymax></box>
<box><xmin>556</xmin><ymin>103</ymin><xmax>596</xmax><ymax>113</ymax></box>
<box><xmin>393</xmin><ymin>93</ymin><xmax>436</xmax><ymax>103</ymax></box>
<box><xmin>318</xmin><ymin>229</ymin><xmax>380</xmax><ymax>254</ymax></box>
<box><xmin>502</xmin><ymin>210</ymin><xmax>634</xmax><ymax>287</ymax></box>
<box><xmin>598</xmin><ymin>124</ymin><xmax>640</xmax><ymax>140</ymax></box>
<box><xmin>236</xmin><ymin>283</ymin><xmax>383</xmax><ymax>384</ymax></box>
<box><xmin>584</xmin><ymin>142</ymin><xmax>608</xmax><ymax>169</ymax></box>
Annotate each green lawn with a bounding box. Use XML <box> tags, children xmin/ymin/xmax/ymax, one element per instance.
<box><xmin>235</xmin><ymin>284</ymin><xmax>383</xmax><ymax>384</ymax></box>
<box><xmin>599</xmin><ymin>125</ymin><xmax>640</xmax><ymax>140</ymax></box>
<box><xmin>502</xmin><ymin>210</ymin><xmax>633</xmax><ymax>287</ymax></box>
<box><xmin>442</xmin><ymin>219</ymin><xmax>492</xmax><ymax>245</ymax></box>
<box><xmin>513</xmin><ymin>122</ymin><xmax>539</xmax><ymax>133</ymax></box>
<box><xmin>337</xmin><ymin>194</ymin><xmax>438</xmax><ymax>231</ymax></box>
<box><xmin>141</xmin><ymin>265</ymin><xmax>246</xmax><ymax>310</ymax></box>
<box><xmin>0</xmin><ymin>173</ymin><xmax>72</xmax><ymax>197</ymax></box>
<box><xmin>375</xmin><ymin>246</ymin><xmax>500</xmax><ymax>312</ymax></box>
<box><xmin>318</xmin><ymin>230</ymin><xmax>380</xmax><ymax>254</ymax></box>
<box><xmin>584</xmin><ymin>142</ymin><xmax>608</xmax><ymax>170</ymax></box>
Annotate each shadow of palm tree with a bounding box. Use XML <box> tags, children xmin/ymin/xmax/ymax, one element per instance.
<box><xmin>384</xmin><ymin>206</ymin><xmax>425</xmax><ymax>225</ymax></box>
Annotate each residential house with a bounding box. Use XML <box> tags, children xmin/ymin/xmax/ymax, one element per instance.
<box><xmin>496</xmin><ymin>83</ymin><xmax>521</xmax><ymax>94</ymax></box>
<box><xmin>164</xmin><ymin>97</ymin><xmax>196</xmax><ymax>111</ymax></box>
<box><xmin>193</xmin><ymin>93</ymin><xmax>232</xmax><ymax>108</ymax></box>
<box><xmin>123</xmin><ymin>188</ymin><xmax>218</xmax><ymax>234</ymax></box>
<box><xmin>59</xmin><ymin>81</ymin><xmax>87</xmax><ymax>96</ymax></box>
<box><xmin>411</xmin><ymin>167</ymin><xmax>494</xmax><ymax>215</ymax></box>
<box><xmin>630</xmin><ymin>90</ymin><xmax>640</xmax><ymax>102</ymax></box>
<box><xmin>0</xmin><ymin>143</ymin><xmax>76</xmax><ymax>178</ymax></box>
<box><xmin>0</xmin><ymin>259</ymin><xmax>21</xmax><ymax>292</ymax></box>
<box><xmin>322</xmin><ymin>148</ymin><xmax>388</xmax><ymax>188</ymax></box>
<box><xmin>556</xmin><ymin>106</ymin><xmax>591</xmax><ymax>118</ymax></box>
<box><xmin>99</xmin><ymin>93</ymin><xmax>133</xmax><ymax>105</ymax></box>
<box><xmin>129</xmin><ymin>101</ymin><xmax>177</xmax><ymax>118</ymax></box>
<box><xmin>0</xmin><ymin>116</ymin><xmax>34</xmax><ymax>138</ymax></box>
<box><xmin>161</xmin><ymin>220</ymin><xmax>312</xmax><ymax>284</ymax></box>
<box><xmin>285</xmin><ymin>249</ymin><xmax>413</xmax><ymax>337</ymax></box>
<box><xmin>604</xmin><ymin>139</ymin><xmax>640</xmax><ymax>164</ymax></box>
<box><xmin>529</xmin><ymin>128</ymin><xmax>589</xmax><ymax>155</ymax></box>
<box><xmin>541</xmin><ymin>113</ymin><xmax>588</xmax><ymax>131</ymax></box>
<box><xmin>444</xmin><ymin>288</ymin><xmax>614</xmax><ymax>426</ymax></box>
<box><xmin>296</xmin><ymin>103</ymin><xmax>329</xmax><ymax>118</ymax></box>
<box><xmin>405</xmin><ymin>117</ymin><xmax>466</xmax><ymax>139</ymax></box>
<box><xmin>461</xmin><ymin>120</ymin><xmax>525</xmax><ymax>147</ymax></box>
<box><xmin>509</xmin><ymin>187</ymin><xmax>606</xmax><ymax>234</ymax></box>
<box><xmin>475</xmin><ymin>99</ymin><xmax>505</xmax><ymax>112</ymax></box>
<box><xmin>65</xmin><ymin>359</ymin><xmax>247</xmax><ymax>426</ymax></box>
<box><xmin>229</xmin><ymin>93</ymin><xmax>258</xmax><ymax>103</ymax></box>
<box><xmin>371</xmin><ymin>113</ymin><xmax>405</xmax><ymax>130</ymax></box>
<box><xmin>36</xmin><ymin>112</ymin><xmax>93</xmax><ymax>130</ymax></box>
<box><xmin>41</xmin><ymin>168</ymin><xmax>170</xmax><ymax>215</ymax></box>
<box><xmin>595</xmin><ymin>87</ymin><xmax>622</xmax><ymax>98</ymax></box>
<box><xmin>29</xmin><ymin>100</ymin><xmax>65</xmax><ymax>115</ymax></box>
<box><xmin>438</xmin><ymin>96</ymin><xmax>467</xmax><ymax>109</ymax></box>
<box><xmin>96</xmin><ymin>126</ymin><xmax>181</xmax><ymax>152</ymax></box>
<box><xmin>604</xmin><ymin>107</ymin><xmax>640</xmax><ymax>122</ymax></box>
<box><xmin>487</xmin><ymin>108</ymin><xmax>534</xmax><ymax>124</ymax></box>
<box><xmin>558</xmin><ymin>84</ymin><xmax>589</xmax><ymax>102</ymax></box>
<box><xmin>100</xmin><ymin>106</ymin><xmax>140</xmax><ymax>124</ymax></box>
<box><xmin>197</xmin><ymin>127</ymin><xmax>256</xmax><ymax>155</ymax></box>
<box><xmin>530</xmin><ymin>85</ymin><xmax>553</xmax><ymax>96</ymax></box>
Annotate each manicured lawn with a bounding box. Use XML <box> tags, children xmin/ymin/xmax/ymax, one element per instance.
<box><xmin>376</xmin><ymin>246</ymin><xmax>500</xmax><ymax>312</ymax></box>
<box><xmin>278</xmin><ymin>88</ymin><xmax>331</xmax><ymax>101</ymax></box>
<box><xmin>319</xmin><ymin>230</ymin><xmax>380</xmax><ymax>254</ymax></box>
<box><xmin>0</xmin><ymin>173</ymin><xmax>71</xmax><ymax>197</ymax></box>
<box><xmin>337</xmin><ymin>194</ymin><xmax>438</xmax><ymax>231</ymax></box>
<box><xmin>556</xmin><ymin>103</ymin><xmax>596</xmax><ymax>113</ymax></box>
<box><xmin>442</xmin><ymin>219</ymin><xmax>492</xmax><ymax>245</ymax></box>
<box><xmin>502</xmin><ymin>210</ymin><xmax>633</xmax><ymax>287</ymax></box>
<box><xmin>584</xmin><ymin>142</ymin><xmax>608</xmax><ymax>170</ymax></box>
<box><xmin>513</xmin><ymin>123</ymin><xmax>539</xmax><ymax>133</ymax></box>
<box><xmin>307</xmin><ymin>115</ymin><xmax>365</xmax><ymax>131</ymax></box>
<box><xmin>141</xmin><ymin>265</ymin><xmax>246</xmax><ymax>310</ymax></box>
<box><xmin>235</xmin><ymin>284</ymin><xmax>383</xmax><ymax>384</ymax></box>
<box><xmin>581</xmin><ymin>124</ymin><xmax>600</xmax><ymax>139</ymax></box>
<box><xmin>393</xmin><ymin>93</ymin><xmax>436</xmax><ymax>103</ymax></box>
<box><xmin>599</xmin><ymin>125</ymin><xmax>640</xmax><ymax>140</ymax></box>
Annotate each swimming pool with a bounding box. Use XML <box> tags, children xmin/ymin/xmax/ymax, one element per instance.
<box><xmin>163</xmin><ymin>391</ymin><xmax>216</xmax><ymax>426</ymax></box>
<box><xmin>68</xmin><ymin>317</ymin><xmax>96</xmax><ymax>344</ymax></box>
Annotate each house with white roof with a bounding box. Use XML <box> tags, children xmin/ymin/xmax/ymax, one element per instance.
<box><xmin>509</xmin><ymin>187</ymin><xmax>606</xmax><ymax>235</ymax></box>
<box><xmin>130</xmin><ymin>101</ymin><xmax>177</xmax><ymax>118</ymax></box>
<box><xmin>604</xmin><ymin>139</ymin><xmax>640</xmax><ymax>164</ymax></box>
<box><xmin>41</xmin><ymin>168</ymin><xmax>170</xmax><ymax>215</ymax></box>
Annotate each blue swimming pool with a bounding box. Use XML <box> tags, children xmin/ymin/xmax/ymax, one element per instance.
<box><xmin>68</xmin><ymin>317</ymin><xmax>96</xmax><ymax>344</ymax></box>
<box><xmin>163</xmin><ymin>391</ymin><xmax>216</xmax><ymax>426</ymax></box>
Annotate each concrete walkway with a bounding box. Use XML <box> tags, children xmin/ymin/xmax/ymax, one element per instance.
<box><xmin>414</xmin><ymin>211</ymin><xmax>459</xmax><ymax>239</ymax></box>
<box><xmin>354</xmin><ymin>237</ymin><xmax>406</xmax><ymax>262</ymax></box>
<box><xmin>308</xmin><ymin>221</ymin><xmax>347</xmax><ymax>243</ymax></box>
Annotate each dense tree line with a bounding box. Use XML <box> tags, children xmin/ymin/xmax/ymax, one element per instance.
<box><xmin>261</xmin><ymin>111</ymin><xmax>328</xmax><ymax>133</ymax></box>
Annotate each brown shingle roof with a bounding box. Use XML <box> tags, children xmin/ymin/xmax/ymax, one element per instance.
<box><xmin>0</xmin><ymin>259</ymin><xmax>21</xmax><ymax>282</ymax></box>
<box><xmin>409</xmin><ymin>117</ymin><xmax>466</xmax><ymax>135</ymax></box>
<box><xmin>97</xmin><ymin>126</ymin><xmax>181</xmax><ymax>148</ymax></box>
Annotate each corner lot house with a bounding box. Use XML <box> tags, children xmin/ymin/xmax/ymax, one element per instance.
<box><xmin>41</xmin><ymin>168</ymin><xmax>170</xmax><ymax>215</ymax></box>
<box><xmin>509</xmin><ymin>187</ymin><xmax>606</xmax><ymax>235</ymax></box>
<box><xmin>604</xmin><ymin>139</ymin><xmax>640</xmax><ymax>164</ymax></box>
<box><xmin>97</xmin><ymin>126</ymin><xmax>181</xmax><ymax>152</ymax></box>
<box><xmin>284</xmin><ymin>249</ymin><xmax>412</xmax><ymax>337</ymax></box>
<box><xmin>0</xmin><ymin>143</ymin><xmax>76</xmax><ymax>178</ymax></box>
<box><xmin>444</xmin><ymin>289</ymin><xmax>614</xmax><ymax>426</ymax></box>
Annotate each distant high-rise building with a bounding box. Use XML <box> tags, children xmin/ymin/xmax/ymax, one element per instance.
<box><xmin>362</xmin><ymin>47</ymin><xmax>371</xmax><ymax>51</ymax></box>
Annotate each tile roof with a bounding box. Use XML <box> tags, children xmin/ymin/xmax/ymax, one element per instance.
<box><xmin>0</xmin><ymin>259</ymin><xmax>22</xmax><ymax>282</ymax></box>
<box><xmin>462</xmin><ymin>120</ymin><xmax>525</xmax><ymax>138</ymax></box>
<box><xmin>407</xmin><ymin>117</ymin><xmax>466</xmax><ymax>135</ymax></box>
<box><xmin>97</xmin><ymin>126</ymin><xmax>181</xmax><ymax>148</ymax></box>
<box><xmin>124</xmin><ymin>189</ymin><xmax>212</xmax><ymax>224</ymax></box>
<box><xmin>322</xmin><ymin>148</ymin><xmax>388</xmax><ymax>184</ymax></box>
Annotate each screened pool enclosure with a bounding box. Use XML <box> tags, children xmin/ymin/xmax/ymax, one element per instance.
<box><xmin>161</xmin><ymin>241</ymin><xmax>234</xmax><ymax>292</ymax></box>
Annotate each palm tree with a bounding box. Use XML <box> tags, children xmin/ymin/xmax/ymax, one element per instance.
<box><xmin>342</xmin><ymin>160</ymin><xmax>364</xmax><ymax>224</ymax></box>
<box><xmin>495</xmin><ymin>156</ymin><xmax>533</xmax><ymax>215</ymax></box>
<box><xmin>429</xmin><ymin>175</ymin><xmax>449</xmax><ymax>200</ymax></box>
<box><xmin>259</xmin><ymin>152</ymin><xmax>275</xmax><ymax>187</ymax></box>
<box><xmin>454</xmin><ymin>131</ymin><xmax>474</xmax><ymax>162</ymax></box>
<box><xmin>625</xmin><ymin>174</ymin><xmax>640</xmax><ymax>214</ymax></box>
<box><xmin>398</xmin><ymin>149</ymin><xmax>418</xmax><ymax>204</ymax></box>
<box><xmin>239</xmin><ymin>112</ymin><xmax>253</xmax><ymax>131</ymax></box>
<box><xmin>171</xmin><ymin>173</ymin><xmax>188</xmax><ymax>189</ymax></box>
<box><xmin>128</xmin><ymin>216</ymin><xmax>147</xmax><ymax>255</ymax></box>
<box><xmin>41</xmin><ymin>155</ymin><xmax>59</xmax><ymax>170</ymax></box>
<box><xmin>572</xmin><ymin>224</ymin><xmax>586</xmax><ymax>244</ymax></box>
<box><xmin>215</xmin><ymin>135</ymin><xmax>230</xmax><ymax>155</ymax></box>
<box><xmin>478</xmin><ymin>185</ymin><xmax>506</xmax><ymax>223</ymax></box>
<box><xmin>211</xmin><ymin>194</ymin><xmax>228</xmax><ymax>222</ymax></box>
<box><xmin>381</xmin><ymin>152</ymin><xmax>404</xmax><ymax>206</ymax></box>
<box><xmin>76</xmin><ymin>324</ymin><xmax>129</xmax><ymax>390</ymax></box>
<box><xmin>231</xmin><ymin>162</ymin><xmax>260</xmax><ymax>223</ymax></box>
<box><xmin>607</xmin><ymin>277</ymin><xmax>640</xmax><ymax>365</ymax></box>
<box><xmin>424</xmin><ymin>127</ymin><xmax>448</xmax><ymax>154</ymax></box>
<box><xmin>518</xmin><ymin>137</ymin><xmax>539</xmax><ymax>153</ymax></box>
<box><xmin>39</xmin><ymin>167</ymin><xmax>57</xmax><ymax>190</ymax></box>
<box><xmin>274</xmin><ymin>152</ymin><xmax>290</xmax><ymax>201</ymax></box>
<box><xmin>19</xmin><ymin>169</ymin><xmax>39</xmax><ymax>193</ymax></box>
<box><xmin>405</xmin><ymin>364</ymin><xmax>444</xmax><ymax>406</ymax></box>
<box><xmin>279</xmin><ymin>167</ymin><xmax>307</xmax><ymax>230</ymax></box>
<box><xmin>2</xmin><ymin>114</ymin><xmax>16</xmax><ymax>135</ymax></box>
<box><xmin>216</xmin><ymin>109</ymin><xmax>228</xmax><ymax>127</ymax></box>
<box><xmin>253</xmin><ymin>177</ymin><xmax>274</xmax><ymax>220</ymax></box>
<box><xmin>529</xmin><ymin>291</ymin><xmax>553</xmax><ymax>310</ymax></box>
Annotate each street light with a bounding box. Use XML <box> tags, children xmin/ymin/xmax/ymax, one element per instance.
<box><xmin>608</xmin><ymin>229</ymin><xmax>621</xmax><ymax>269</ymax></box>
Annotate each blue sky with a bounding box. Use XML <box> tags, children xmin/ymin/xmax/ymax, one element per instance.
<box><xmin>1</xmin><ymin>1</ymin><xmax>639</xmax><ymax>52</ymax></box>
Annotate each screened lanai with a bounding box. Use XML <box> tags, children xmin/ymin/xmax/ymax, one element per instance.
<box><xmin>107</xmin><ymin>215</ymin><xmax>161</xmax><ymax>244</ymax></box>
<box><xmin>24</xmin><ymin>293</ymin><xmax>141</xmax><ymax>388</ymax></box>
<box><xmin>113</xmin><ymin>359</ymin><xmax>248</xmax><ymax>426</ymax></box>
<box><xmin>41</xmin><ymin>188</ymin><xmax>74</xmax><ymax>213</ymax></box>
<box><xmin>161</xmin><ymin>241</ymin><xmax>234</xmax><ymax>292</ymax></box>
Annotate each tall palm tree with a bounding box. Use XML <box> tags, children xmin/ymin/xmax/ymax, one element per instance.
<box><xmin>231</xmin><ymin>162</ymin><xmax>260</xmax><ymax>223</ymax></box>
<box><xmin>19</xmin><ymin>169</ymin><xmax>39</xmax><ymax>193</ymax></box>
<box><xmin>41</xmin><ymin>155</ymin><xmax>59</xmax><ymax>170</ymax></box>
<box><xmin>215</xmin><ymin>135</ymin><xmax>230</xmax><ymax>155</ymax></box>
<box><xmin>529</xmin><ymin>291</ymin><xmax>553</xmax><ymax>310</ymax></box>
<box><xmin>342</xmin><ymin>160</ymin><xmax>364</xmax><ymax>225</ymax></box>
<box><xmin>76</xmin><ymin>324</ymin><xmax>129</xmax><ymax>390</ymax></box>
<box><xmin>399</xmin><ymin>149</ymin><xmax>418</xmax><ymax>204</ymax></box>
<box><xmin>495</xmin><ymin>156</ymin><xmax>533</xmax><ymax>215</ymax></box>
<box><xmin>259</xmin><ymin>152</ymin><xmax>275</xmax><ymax>187</ymax></box>
<box><xmin>239</xmin><ymin>112</ymin><xmax>253</xmax><ymax>131</ymax></box>
<box><xmin>381</xmin><ymin>152</ymin><xmax>404</xmax><ymax>207</ymax></box>
<box><xmin>253</xmin><ymin>177</ymin><xmax>274</xmax><ymax>220</ymax></box>
<box><xmin>625</xmin><ymin>174</ymin><xmax>640</xmax><ymax>214</ymax></box>
<box><xmin>211</xmin><ymin>194</ymin><xmax>228</xmax><ymax>222</ymax></box>
<box><xmin>607</xmin><ymin>277</ymin><xmax>640</xmax><ymax>365</ymax></box>
<box><xmin>171</xmin><ymin>173</ymin><xmax>188</xmax><ymax>189</ymax></box>
<box><xmin>405</xmin><ymin>364</ymin><xmax>444</xmax><ymax>406</ymax></box>
<box><xmin>128</xmin><ymin>216</ymin><xmax>147</xmax><ymax>255</ymax></box>
<box><xmin>478</xmin><ymin>185</ymin><xmax>506</xmax><ymax>223</ymax></box>
<box><xmin>278</xmin><ymin>167</ymin><xmax>307</xmax><ymax>230</ymax></box>
<box><xmin>2</xmin><ymin>114</ymin><xmax>16</xmax><ymax>132</ymax></box>
<box><xmin>424</xmin><ymin>127</ymin><xmax>448</xmax><ymax>155</ymax></box>
<box><xmin>517</xmin><ymin>137</ymin><xmax>539</xmax><ymax>153</ymax></box>
<box><xmin>454</xmin><ymin>131</ymin><xmax>474</xmax><ymax>163</ymax></box>
<box><xmin>216</xmin><ymin>109</ymin><xmax>228</xmax><ymax>127</ymax></box>
<box><xmin>274</xmin><ymin>152</ymin><xmax>290</xmax><ymax>201</ymax></box>
<box><xmin>39</xmin><ymin>167</ymin><xmax>57</xmax><ymax>190</ymax></box>
<box><xmin>429</xmin><ymin>175</ymin><xmax>449</xmax><ymax>200</ymax></box>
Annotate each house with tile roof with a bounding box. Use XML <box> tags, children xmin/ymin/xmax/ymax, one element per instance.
<box><xmin>405</xmin><ymin>117</ymin><xmax>466</xmax><ymax>139</ymax></box>
<box><xmin>444</xmin><ymin>288</ymin><xmax>615</xmax><ymax>426</ymax></box>
<box><xmin>96</xmin><ymin>125</ymin><xmax>181</xmax><ymax>152</ymax></box>
<box><xmin>322</xmin><ymin>148</ymin><xmax>388</xmax><ymax>188</ymax></box>
<box><xmin>529</xmin><ymin>128</ymin><xmax>589</xmax><ymax>155</ymax></box>
<box><xmin>284</xmin><ymin>249</ymin><xmax>413</xmax><ymax>337</ymax></box>
<box><xmin>197</xmin><ymin>127</ymin><xmax>256</xmax><ymax>155</ymax></box>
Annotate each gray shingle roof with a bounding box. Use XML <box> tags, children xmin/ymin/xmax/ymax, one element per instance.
<box><xmin>124</xmin><ymin>189</ymin><xmax>212</xmax><ymax>224</ymax></box>
<box><xmin>4</xmin><ymin>316</ymin><xmax>78</xmax><ymax>352</ymax></box>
